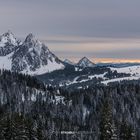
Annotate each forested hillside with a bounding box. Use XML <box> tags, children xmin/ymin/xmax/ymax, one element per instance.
<box><xmin>0</xmin><ymin>70</ymin><xmax>139</xmax><ymax>139</ymax></box>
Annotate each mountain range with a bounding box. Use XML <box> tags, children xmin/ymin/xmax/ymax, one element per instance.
<box><xmin>0</xmin><ymin>31</ymin><xmax>139</xmax><ymax>139</ymax></box>
<box><xmin>0</xmin><ymin>31</ymin><xmax>96</xmax><ymax>75</ymax></box>
<box><xmin>0</xmin><ymin>31</ymin><xmax>140</xmax><ymax>89</ymax></box>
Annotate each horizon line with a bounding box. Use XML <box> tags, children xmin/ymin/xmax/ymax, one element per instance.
<box><xmin>63</xmin><ymin>58</ymin><xmax>140</xmax><ymax>64</ymax></box>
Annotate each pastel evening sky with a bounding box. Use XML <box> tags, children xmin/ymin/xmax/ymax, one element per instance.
<box><xmin>0</xmin><ymin>0</ymin><xmax>140</xmax><ymax>63</ymax></box>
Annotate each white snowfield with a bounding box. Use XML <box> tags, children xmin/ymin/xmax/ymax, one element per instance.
<box><xmin>110</xmin><ymin>66</ymin><xmax>140</xmax><ymax>76</ymax></box>
<box><xmin>0</xmin><ymin>31</ymin><xmax>17</xmax><ymax>47</ymax></box>
<box><xmin>21</xmin><ymin>57</ymin><xmax>65</xmax><ymax>76</ymax></box>
<box><xmin>66</xmin><ymin>73</ymin><xmax>107</xmax><ymax>86</ymax></box>
<box><xmin>77</xmin><ymin>57</ymin><xmax>95</xmax><ymax>68</ymax></box>
<box><xmin>102</xmin><ymin>66</ymin><xmax>140</xmax><ymax>85</ymax></box>
<box><xmin>0</xmin><ymin>52</ymin><xmax>64</xmax><ymax>75</ymax></box>
<box><xmin>102</xmin><ymin>76</ymin><xmax>140</xmax><ymax>85</ymax></box>
<box><xmin>0</xmin><ymin>53</ymin><xmax>13</xmax><ymax>70</ymax></box>
<box><xmin>66</xmin><ymin>66</ymin><xmax>140</xmax><ymax>86</ymax></box>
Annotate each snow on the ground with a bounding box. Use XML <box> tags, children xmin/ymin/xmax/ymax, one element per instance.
<box><xmin>0</xmin><ymin>52</ymin><xmax>13</xmax><ymax>70</ymax></box>
<box><xmin>77</xmin><ymin>86</ymin><xmax>83</xmax><ymax>89</ymax></box>
<box><xmin>66</xmin><ymin>73</ymin><xmax>107</xmax><ymax>86</ymax></box>
<box><xmin>21</xmin><ymin>58</ymin><xmax>65</xmax><ymax>75</ymax></box>
<box><xmin>101</xmin><ymin>65</ymin><xmax>140</xmax><ymax>85</ymax></box>
<box><xmin>0</xmin><ymin>52</ymin><xmax>64</xmax><ymax>76</ymax></box>
<box><xmin>0</xmin><ymin>31</ymin><xmax>17</xmax><ymax>47</ymax></box>
<box><xmin>110</xmin><ymin>66</ymin><xmax>140</xmax><ymax>76</ymax></box>
<box><xmin>83</xmin><ymin>106</ymin><xmax>90</xmax><ymax>121</ymax></box>
<box><xmin>102</xmin><ymin>76</ymin><xmax>140</xmax><ymax>85</ymax></box>
<box><xmin>75</xmin><ymin>67</ymin><xmax>83</xmax><ymax>71</ymax></box>
<box><xmin>88</xmin><ymin>72</ymin><xmax>107</xmax><ymax>80</ymax></box>
<box><xmin>51</xmin><ymin>95</ymin><xmax>65</xmax><ymax>105</ymax></box>
<box><xmin>60</xmin><ymin>131</ymin><xmax>76</xmax><ymax>134</ymax></box>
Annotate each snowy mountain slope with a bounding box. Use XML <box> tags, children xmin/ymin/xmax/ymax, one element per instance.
<box><xmin>77</xmin><ymin>57</ymin><xmax>95</xmax><ymax>68</ymax></box>
<box><xmin>99</xmin><ymin>65</ymin><xmax>140</xmax><ymax>85</ymax></box>
<box><xmin>12</xmin><ymin>33</ymin><xmax>65</xmax><ymax>75</ymax></box>
<box><xmin>0</xmin><ymin>30</ymin><xmax>18</xmax><ymax>47</ymax></box>
<box><xmin>0</xmin><ymin>31</ymin><xmax>20</xmax><ymax>56</ymax></box>
<box><xmin>65</xmin><ymin>73</ymin><xmax>107</xmax><ymax>86</ymax></box>
<box><xmin>102</xmin><ymin>76</ymin><xmax>140</xmax><ymax>85</ymax></box>
<box><xmin>0</xmin><ymin>32</ymin><xmax>65</xmax><ymax>75</ymax></box>
<box><xmin>0</xmin><ymin>52</ymin><xmax>13</xmax><ymax>70</ymax></box>
<box><xmin>37</xmin><ymin>64</ymin><xmax>140</xmax><ymax>89</ymax></box>
<box><xmin>110</xmin><ymin>65</ymin><xmax>140</xmax><ymax>76</ymax></box>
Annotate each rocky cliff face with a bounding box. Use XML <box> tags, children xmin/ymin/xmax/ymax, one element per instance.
<box><xmin>0</xmin><ymin>32</ymin><xmax>65</xmax><ymax>75</ymax></box>
<box><xmin>0</xmin><ymin>31</ymin><xmax>20</xmax><ymax>56</ymax></box>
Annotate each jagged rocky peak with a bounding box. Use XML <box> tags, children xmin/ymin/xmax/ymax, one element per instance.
<box><xmin>0</xmin><ymin>31</ymin><xmax>65</xmax><ymax>75</ymax></box>
<box><xmin>11</xmin><ymin>33</ymin><xmax>65</xmax><ymax>75</ymax></box>
<box><xmin>25</xmin><ymin>33</ymin><xmax>36</xmax><ymax>42</ymax></box>
<box><xmin>20</xmin><ymin>33</ymin><xmax>42</xmax><ymax>56</ymax></box>
<box><xmin>3</xmin><ymin>30</ymin><xmax>14</xmax><ymax>36</ymax></box>
<box><xmin>24</xmin><ymin>33</ymin><xmax>42</xmax><ymax>46</ymax></box>
<box><xmin>0</xmin><ymin>30</ymin><xmax>18</xmax><ymax>46</ymax></box>
<box><xmin>77</xmin><ymin>57</ymin><xmax>95</xmax><ymax>67</ymax></box>
<box><xmin>0</xmin><ymin>30</ymin><xmax>20</xmax><ymax>56</ymax></box>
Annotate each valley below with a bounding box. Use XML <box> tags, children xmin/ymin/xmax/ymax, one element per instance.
<box><xmin>0</xmin><ymin>31</ymin><xmax>139</xmax><ymax>139</ymax></box>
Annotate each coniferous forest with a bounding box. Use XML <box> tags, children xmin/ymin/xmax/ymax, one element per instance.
<box><xmin>0</xmin><ymin>69</ymin><xmax>139</xmax><ymax>139</ymax></box>
<box><xmin>0</xmin><ymin>0</ymin><xmax>140</xmax><ymax>139</ymax></box>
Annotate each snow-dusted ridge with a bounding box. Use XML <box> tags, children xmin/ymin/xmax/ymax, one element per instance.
<box><xmin>1</xmin><ymin>30</ymin><xmax>140</xmax><ymax>88</ymax></box>
<box><xmin>110</xmin><ymin>66</ymin><xmax>140</xmax><ymax>76</ymax></box>
<box><xmin>56</xmin><ymin>65</ymin><xmax>140</xmax><ymax>88</ymax></box>
<box><xmin>102</xmin><ymin>76</ymin><xmax>140</xmax><ymax>85</ymax></box>
<box><xmin>102</xmin><ymin>66</ymin><xmax>140</xmax><ymax>85</ymax></box>
<box><xmin>0</xmin><ymin>31</ymin><xmax>65</xmax><ymax>75</ymax></box>
<box><xmin>0</xmin><ymin>30</ymin><xmax>18</xmax><ymax>47</ymax></box>
<box><xmin>68</xmin><ymin>65</ymin><xmax>140</xmax><ymax>86</ymax></box>
<box><xmin>77</xmin><ymin>57</ymin><xmax>95</xmax><ymax>68</ymax></box>
<box><xmin>65</xmin><ymin>73</ymin><xmax>107</xmax><ymax>86</ymax></box>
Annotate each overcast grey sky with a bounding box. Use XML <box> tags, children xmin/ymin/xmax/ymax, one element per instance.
<box><xmin>0</xmin><ymin>0</ymin><xmax>140</xmax><ymax>62</ymax></box>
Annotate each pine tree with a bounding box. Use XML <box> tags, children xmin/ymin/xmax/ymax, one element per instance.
<box><xmin>111</xmin><ymin>121</ymin><xmax>118</xmax><ymax>140</ymax></box>
<box><xmin>13</xmin><ymin>114</ymin><xmax>27</xmax><ymax>140</ymax></box>
<box><xmin>99</xmin><ymin>99</ymin><xmax>115</xmax><ymax>140</ymax></box>
<box><xmin>25</xmin><ymin>117</ymin><xmax>36</xmax><ymax>140</ymax></box>
<box><xmin>4</xmin><ymin>116</ymin><xmax>16</xmax><ymax>140</ymax></box>
<box><xmin>0</xmin><ymin>116</ymin><xmax>5</xmax><ymax>139</ymax></box>
<box><xmin>36</xmin><ymin>120</ymin><xmax>44</xmax><ymax>140</ymax></box>
<box><xmin>119</xmin><ymin>119</ymin><xmax>135</xmax><ymax>140</ymax></box>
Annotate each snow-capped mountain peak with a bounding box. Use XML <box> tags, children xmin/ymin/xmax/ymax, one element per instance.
<box><xmin>25</xmin><ymin>33</ymin><xmax>36</xmax><ymax>43</ymax></box>
<box><xmin>0</xmin><ymin>30</ymin><xmax>18</xmax><ymax>47</ymax></box>
<box><xmin>77</xmin><ymin>57</ymin><xmax>95</xmax><ymax>68</ymax></box>
<box><xmin>0</xmin><ymin>31</ymin><xmax>19</xmax><ymax>56</ymax></box>
<box><xmin>24</xmin><ymin>33</ymin><xmax>42</xmax><ymax>46</ymax></box>
<box><xmin>0</xmin><ymin>31</ymin><xmax>65</xmax><ymax>75</ymax></box>
<box><xmin>23</xmin><ymin>33</ymin><xmax>44</xmax><ymax>55</ymax></box>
